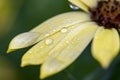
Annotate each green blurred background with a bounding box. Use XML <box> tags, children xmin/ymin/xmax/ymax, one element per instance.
<box><xmin>0</xmin><ymin>0</ymin><xmax>120</xmax><ymax>80</ymax></box>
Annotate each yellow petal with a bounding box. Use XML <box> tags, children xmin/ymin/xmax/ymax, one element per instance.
<box><xmin>31</xmin><ymin>12</ymin><xmax>91</xmax><ymax>41</ymax></box>
<box><xmin>40</xmin><ymin>22</ymin><xmax>98</xmax><ymax>79</ymax></box>
<box><xmin>21</xmin><ymin>21</ymin><xmax>93</xmax><ymax>67</ymax></box>
<box><xmin>68</xmin><ymin>0</ymin><xmax>89</xmax><ymax>12</ymax></box>
<box><xmin>92</xmin><ymin>27</ymin><xmax>120</xmax><ymax>68</ymax></box>
<box><xmin>81</xmin><ymin>0</ymin><xmax>98</xmax><ymax>8</ymax></box>
<box><xmin>8</xmin><ymin>12</ymin><xmax>90</xmax><ymax>52</ymax></box>
<box><xmin>21</xmin><ymin>12</ymin><xmax>91</xmax><ymax>66</ymax></box>
<box><xmin>7</xmin><ymin>32</ymin><xmax>40</xmax><ymax>53</ymax></box>
<box><xmin>21</xmin><ymin>28</ymin><xmax>70</xmax><ymax>66</ymax></box>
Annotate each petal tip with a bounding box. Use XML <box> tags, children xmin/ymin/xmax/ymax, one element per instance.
<box><xmin>21</xmin><ymin>62</ymin><xmax>26</xmax><ymax>67</ymax></box>
<box><xmin>21</xmin><ymin>61</ymin><xmax>29</xmax><ymax>67</ymax></box>
<box><xmin>6</xmin><ymin>48</ymin><xmax>15</xmax><ymax>53</ymax></box>
<box><xmin>7</xmin><ymin>49</ymin><xmax>11</xmax><ymax>54</ymax></box>
<box><xmin>100</xmin><ymin>61</ymin><xmax>110</xmax><ymax>69</ymax></box>
<box><xmin>40</xmin><ymin>73</ymin><xmax>46</xmax><ymax>79</ymax></box>
<box><xmin>40</xmin><ymin>65</ymin><xmax>53</xmax><ymax>79</ymax></box>
<box><xmin>40</xmin><ymin>70</ymin><xmax>48</xmax><ymax>79</ymax></box>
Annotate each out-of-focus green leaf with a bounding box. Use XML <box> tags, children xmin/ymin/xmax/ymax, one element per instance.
<box><xmin>0</xmin><ymin>0</ymin><xmax>23</xmax><ymax>38</ymax></box>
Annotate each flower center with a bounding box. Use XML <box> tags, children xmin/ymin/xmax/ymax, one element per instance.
<box><xmin>90</xmin><ymin>0</ymin><xmax>120</xmax><ymax>29</ymax></box>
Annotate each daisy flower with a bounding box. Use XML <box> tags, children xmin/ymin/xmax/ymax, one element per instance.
<box><xmin>7</xmin><ymin>0</ymin><xmax>120</xmax><ymax>79</ymax></box>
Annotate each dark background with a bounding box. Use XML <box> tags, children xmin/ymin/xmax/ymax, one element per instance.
<box><xmin>0</xmin><ymin>0</ymin><xmax>120</xmax><ymax>80</ymax></box>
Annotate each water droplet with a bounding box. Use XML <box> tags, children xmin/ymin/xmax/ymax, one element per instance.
<box><xmin>66</xmin><ymin>41</ymin><xmax>69</xmax><ymax>44</ymax></box>
<box><xmin>45</xmin><ymin>33</ymin><xmax>50</xmax><ymax>37</ymax></box>
<box><xmin>53</xmin><ymin>29</ymin><xmax>57</xmax><ymax>32</ymax></box>
<box><xmin>61</xmin><ymin>28</ymin><xmax>68</xmax><ymax>33</ymax></box>
<box><xmin>40</xmin><ymin>46</ymin><xmax>44</xmax><ymax>48</ymax></box>
<box><xmin>69</xmin><ymin>3</ymin><xmax>79</xmax><ymax>10</ymax></box>
<box><xmin>77</xmin><ymin>38</ymin><xmax>80</xmax><ymax>41</ymax></box>
<box><xmin>29</xmin><ymin>51</ymin><xmax>32</xmax><ymax>54</ymax></box>
<box><xmin>45</xmin><ymin>38</ymin><xmax>53</xmax><ymax>45</ymax></box>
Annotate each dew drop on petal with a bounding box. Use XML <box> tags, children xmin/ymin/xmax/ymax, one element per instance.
<box><xmin>45</xmin><ymin>38</ymin><xmax>53</xmax><ymax>45</ymax></box>
<box><xmin>45</xmin><ymin>33</ymin><xmax>50</xmax><ymax>37</ymax></box>
<box><xmin>53</xmin><ymin>29</ymin><xmax>57</xmax><ymax>32</ymax></box>
<box><xmin>66</xmin><ymin>41</ymin><xmax>69</xmax><ymax>44</ymax></box>
<box><xmin>40</xmin><ymin>46</ymin><xmax>44</xmax><ymax>48</ymax></box>
<box><xmin>69</xmin><ymin>3</ymin><xmax>79</xmax><ymax>10</ymax></box>
<box><xmin>61</xmin><ymin>28</ymin><xmax>68</xmax><ymax>33</ymax></box>
<box><xmin>29</xmin><ymin>51</ymin><xmax>32</xmax><ymax>54</ymax></box>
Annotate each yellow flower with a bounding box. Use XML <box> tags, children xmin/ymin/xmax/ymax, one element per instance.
<box><xmin>7</xmin><ymin>0</ymin><xmax>120</xmax><ymax>79</ymax></box>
